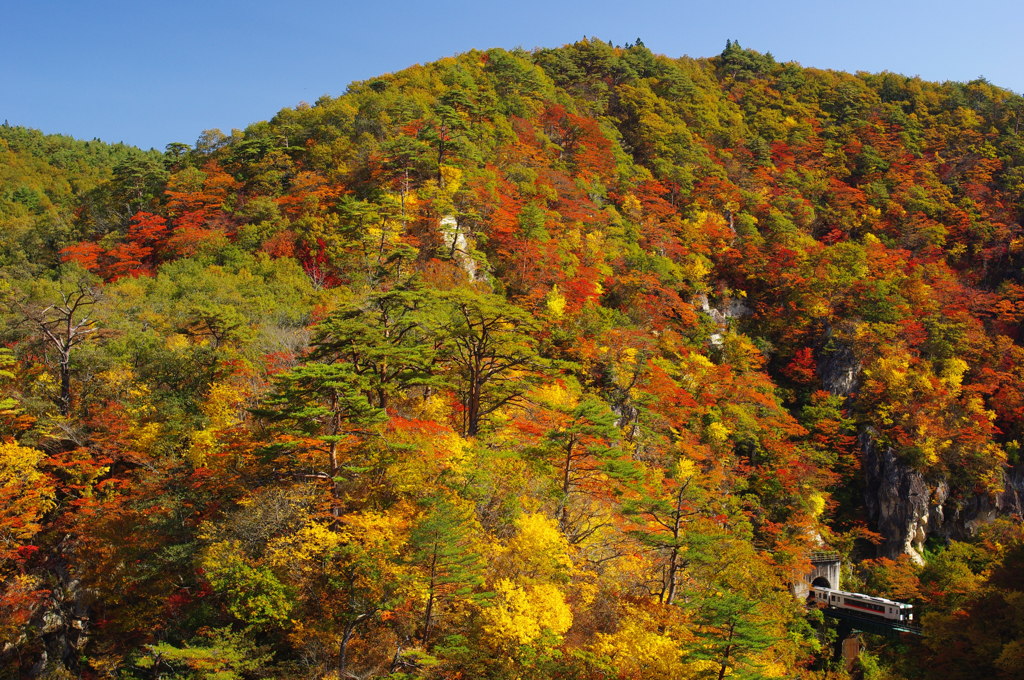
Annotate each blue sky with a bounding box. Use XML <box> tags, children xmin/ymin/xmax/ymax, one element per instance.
<box><xmin>3</xmin><ymin>0</ymin><xmax>1020</xmax><ymax>150</ymax></box>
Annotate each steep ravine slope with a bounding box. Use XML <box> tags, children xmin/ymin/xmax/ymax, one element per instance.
<box><xmin>819</xmin><ymin>339</ymin><xmax>1024</xmax><ymax>562</ymax></box>
<box><xmin>4</xmin><ymin>39</ymin><xmax>1024</xmax><ymax>679</ymax></box>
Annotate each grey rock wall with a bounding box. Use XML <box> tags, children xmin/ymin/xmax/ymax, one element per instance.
<box><xmin>817</xmin><ymin>339</ymin><xmax>1016</xmax><ymax>561</ymax></box>
<box><xmin>860</xmin><ymin>430</ymin><xmax>932</xmax><ymax>563</ymax></box>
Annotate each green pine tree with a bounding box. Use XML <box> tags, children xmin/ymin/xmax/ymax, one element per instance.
<box><xmin>409</xmin><ymin>497</ymin><xmax>488</xmax><ymax>646</ymax></box>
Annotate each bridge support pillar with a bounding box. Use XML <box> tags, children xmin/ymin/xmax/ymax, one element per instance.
<box><xmin>842</xmin><ymin>634</ymin><xmax>863</xmax><ymax>672</ymax></box>
<box><xmin>833</xmin><ymin>620</ymin><xmax>853</xmax><ymax>662</ymax></box>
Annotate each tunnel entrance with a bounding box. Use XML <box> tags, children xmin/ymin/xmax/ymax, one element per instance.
<box><xmin>794</xmin><ymin>552</ymin><xmax>841</xmax><ymax>599</ymax></box>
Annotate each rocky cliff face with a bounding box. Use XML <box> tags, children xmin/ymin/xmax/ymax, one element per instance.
<box><xmin>20</xmin><ymin>561</ymin><xmax>91</xmax><ymax>676</ymax></box>
<box><xmin>861</xmin><ymin>436</ymin><xmax>1024</xmax><ymax>563</ymax></box>
<box><xmin>860</xmin><ymin>430</ymin><xmax>933</xmax><ymax>562</ymax></box>
<box><xmin>818</xmin><ymin>341</ymin><xmax>1021</xmax><ymax>562</ymax></box>
<box><xmin>816</xmin><ymin>342</ymin><xmax>861</xmax><ymax>398</ymax></box>
<box><xmin>440</xmin><ymin>215</ymin><xmax>481</xmax><ymax>280</ymax></box>
<box><xmin>695</xmin><ymin>294</ymin><xmax>750</xmax><ymax>347</ymax></box>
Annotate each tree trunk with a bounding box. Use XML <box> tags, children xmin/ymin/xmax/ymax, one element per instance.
<box><xmin>328</xmin><ymin>406</ymin><xmax>342</xmax><ymax>517</ymax></box>
<box><xmin>422</xmin><ymin>544</ymin><xmax>438</xmax><ymax>646</ymax></box>
<box><xmin>337</xmin><ymin>611</ymin><xmax>374</xmax><ymax>678</ymax></box>
<box><xmin>717</xmin><ymin>624</ymin><xmax>735</xmax><ymax>680</ymax></box>
<box><xmin>466</xmin><ymin>379</ymin><xmax>481</xmax><ymax>437</ymax></box>
<box><xmin>338</xmin><ymin>623</ymin><xmax>356</xmax><ymax>679</ymax></box>
<box><xmin>662</xmin><ymin>481</ymin><xmax>690</xmax><ymax>605</ymax></box>
<box><xmin>663</xmin><ymin>547</ymin><xmax>679</xmax><ymax>605</ymax></box>
<box><xmin>558</xmin><ymin>439</ymin><xmax>575</xmax><ymax>532</ymax></box>
<box><xmin>58</xmin><ymin>357</ymin><xmax>71</xmax><ymax>416</ymax></box>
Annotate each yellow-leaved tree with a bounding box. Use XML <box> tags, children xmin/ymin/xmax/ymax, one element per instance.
<box><xmin>482</xmin><ymin>513</ymin><xmax>574</xmax><ymax>651</ymax></box>
<box><xmin>266</xmin><ymin>505</ymin><xmax>415</xmax><ymax>678</ymax></box>
<box><xmin>0</xmin><ymin>441</ymin><xmax>56</xmax><ymax>645</ymax></box>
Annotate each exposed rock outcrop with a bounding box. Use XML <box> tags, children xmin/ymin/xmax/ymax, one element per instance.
<box><xmin>817</xmin><ymin>341</ymin><xmax>862</xmax><ymax>397</ymax></box>
<box><xmin>818</xmin><ymin>340</ymin><xmax>1019</xmax><ymax>562</ymax></box>
<box><xmin>694</xmin><ymin>294</ymin><xmax>750</xmax><ymax>347</ymax></box>
<box><xmin>860</xmin><ymin>430</ymin><xmax>1024</xmax><ymax>563</ymax></box>
<box><xmin>32</xmin><ymin>563</ymin><xmax>90</xmax><ymax>676</ymax></box>
<box><xmin>439</xmin><ymin>215</ymin><xmax>480</xmax><ymax>280</ymax></box>
<box><xmin>860</xmin><ymin>430</ymin><xmax>932</xmax><ymax>563</ymax></box>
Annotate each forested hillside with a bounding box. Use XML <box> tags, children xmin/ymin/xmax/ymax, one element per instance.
<box><xmin>4</xmin><ymin>40</ymin><xmax>1024</xmax><ymax>679</ymax></box>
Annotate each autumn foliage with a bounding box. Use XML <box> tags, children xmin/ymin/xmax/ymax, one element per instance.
<box><xmin>3</xmin><ymin>39</ymin><xmax>1024</xmax><ymax>679</ymax></box>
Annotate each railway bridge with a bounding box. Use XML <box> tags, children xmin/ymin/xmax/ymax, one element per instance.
<box><xmin>795</xmin><ymin>551</ymin><xmax>922</xmax><ymax>662</ymax></box>
<box><xmin>822</xmin><ymin>607</ymin><xmax>922</xmax><ymax>638</ymax></box>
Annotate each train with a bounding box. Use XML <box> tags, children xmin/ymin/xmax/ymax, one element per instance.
<box><xmin>809</xmin><ymin>586</ymin><xmax>914</xmax><ymax>623</ymax></box>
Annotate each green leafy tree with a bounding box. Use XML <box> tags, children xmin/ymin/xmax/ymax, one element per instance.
<box><xmin>200</xmin><ymin>540</ymin><xmax>293</xmax><ymax>628</ymax></box>
<box><xmin>408</xmin><ymin>497</ymin><xmax>487</xmax><ymax>645</ymax></box>
<box><xmin>432</xmin><ymin>289</ymin><xmax>546</xmax><ymax>436</ymax></box>
<box><xmin>310</xmin><ymin>281</ymin><xmax>438</xmax><ymax>410</ymax></box>
<box><xmin>679</xmin><ymin>536</ymin><xmax>793</xmax><ymax>680</ymax></box>
<box><xmin>137</xmin><ymin>627</ymin><xmax>271</xmax><ymax>680</ymax></box>
<box><xmin>688</xmin><ymin>589</ymin><xmax>779</xmax><ymax>680</ymax></box>
<box><xmin>623</xmin><ymin>460</ymin><xmax>710</xmax><ymax>605</ymax></box>
<box><xmin>522</xmin><ymin>387</ymin><xmax>632</xmax><ymax>542</ymax></box>
<box><xmin>259</xmin><ymin>361</ymin><xmax>385</xmax><ymax>511</ymax></box>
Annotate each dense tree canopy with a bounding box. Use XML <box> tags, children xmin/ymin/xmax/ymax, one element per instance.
<box><xmin>3</xmin><ymin>39</ymin><xmax>1024</xmax><ymax>679</ymax></box>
